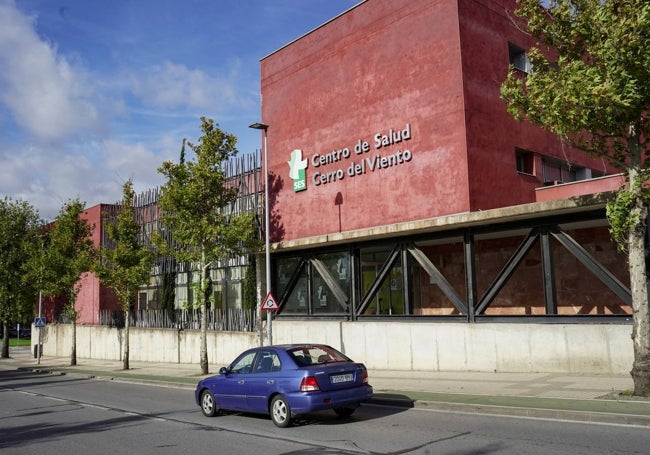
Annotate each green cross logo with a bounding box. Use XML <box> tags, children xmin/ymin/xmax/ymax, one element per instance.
<box><xmin>288</xmin><ymin>149</ymin><xmax>308</xmax><ymax>192</ymax></box>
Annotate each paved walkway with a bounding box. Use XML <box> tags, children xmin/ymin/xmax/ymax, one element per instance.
<box><xmin>2</xmin><ymin>346</ymin><xmax>650</xmax><ymax>427</ymax></box>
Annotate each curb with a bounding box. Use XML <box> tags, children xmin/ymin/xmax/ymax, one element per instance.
<box><xmin>411</xmin><ymin>399</ymin><xmax>650</xmax><ymax>427</ymax></box>
<box><xmin>14</xmin><ymin>365</ymin><xmax>198</xmax><ymax>389</ymax></box>
<box><xmin>371</xmin><ymin>390</ymin><xmax>650</xmax><ymax>427</ymax></box>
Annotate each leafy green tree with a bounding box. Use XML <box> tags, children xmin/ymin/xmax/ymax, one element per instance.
<box><xmin>0</xmin><ymin>197</ymin><xmax>41</xmax><ymax>357</ymax></box>
<box><xmin>157</xmin><ymin>117</ymin><xmax>259</xmax><ymax>374</ymax></box>
<box><xmin>501</xmin><ymin>0</ymin><xmax>650</xmax><ymax>395</ymax></box>
<box><xmin>43</xmin><ymin>199</ymin><xmax>96</xmax><ymax>366</ymax></box>
<box><xmin>95</xmin><ymin>180</ymin><xmax>154</xmax><ymax>370</ymax></box>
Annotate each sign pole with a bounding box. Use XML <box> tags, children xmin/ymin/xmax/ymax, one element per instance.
<box><xmin>37</xmin><ymin>290</ymin><xmax>42</xmax><ymax>364</ymax></box>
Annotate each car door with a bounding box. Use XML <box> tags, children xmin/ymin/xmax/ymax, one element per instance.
<box><xmin>245</xmin><ymin>350</ymin><xmax>281</xmax><ymax>414</ymax></box>
<box><xmin>214</xmin><ymin>350</ymin><xmax>257</xmax><ymax>411</ymax></box>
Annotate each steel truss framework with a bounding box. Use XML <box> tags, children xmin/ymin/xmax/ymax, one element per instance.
<box><xmin>274</xmin><ymin>209</ymin><xmax>633</xmax><ymax>323</ymax></box>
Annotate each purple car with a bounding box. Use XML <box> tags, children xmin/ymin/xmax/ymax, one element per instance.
<box><xmin>195</xmin><ymin>344</ymin><xmax>373</xmax><ymax>427</ymax></box>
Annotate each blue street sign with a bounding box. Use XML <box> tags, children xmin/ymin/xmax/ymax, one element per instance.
<box><xmin>34</xmin><ymin>317</ymin><xmax>46</xmax><ymax>328</ymax></box>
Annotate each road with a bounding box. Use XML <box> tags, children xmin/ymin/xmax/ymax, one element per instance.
<box><xmin>1</xmin><ymin>369</ymin><xmax>649</xmax><ymax>454</ymax></box>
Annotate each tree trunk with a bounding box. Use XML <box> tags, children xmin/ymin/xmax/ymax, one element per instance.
<box><xmin>123</xmin><ymin>306</ymin><xmax>130</xmax><ymax>370</ymax></box>
<box><xmin>1</xmin><ymin>324</ymin><xmax>9</xmax><ymax>358</ymax></box>
<box><xmin>71</xmin><ymin>319</ymin><xmax>77</xmax><ymax>366</ymax></box>
<box><xmin>199</xmin><ymin>255</ymin><xmax>209</xmax><ymax>375</ymax></box>
<box><xmin>628</xmin><ymin>166</ymin><xmax>650</xmax><ymax>397</ymax></box>
<box><xmin>629</xmin><ymin>204</ymin><xmax>650</xmax><ymax>396</ymax></box>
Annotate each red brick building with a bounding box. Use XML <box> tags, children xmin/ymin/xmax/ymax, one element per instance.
<box><xmin>40</xmin><ymin>204</ymin><xmax>121</xmax><ymax>325</ymax></box>
<box><xmin>41</xmin><ymin>0</ymin><xmax>632</xmax><ymax>373</ymax></box>
<box><xmin>257</xmin><ymin>0</ymin><xmax>630</xmax><ymax>320</ymax></box>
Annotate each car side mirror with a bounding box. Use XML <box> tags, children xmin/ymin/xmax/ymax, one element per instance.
<box><xmin>219</xmin><ymin>367</ymin><xmax>228</xmax><ymax>375</ymax></box>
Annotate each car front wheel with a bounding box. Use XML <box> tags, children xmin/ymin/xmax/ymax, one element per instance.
<box><xmin>270</xmin><ymin>395</ymin><xmax>292</xmax><ymax>428</ymax></box>
<box><xmin>200</xmin><ymin>390</ymin><xmax>219</xmax><ymax>417</ymax></box>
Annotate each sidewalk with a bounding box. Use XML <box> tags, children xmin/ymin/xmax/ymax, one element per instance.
<box><xmin>2</xmin><ymin>346</ymin><xmax>650</xmax><ymax>427</ymax></box>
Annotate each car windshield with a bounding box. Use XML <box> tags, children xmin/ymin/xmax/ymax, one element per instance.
<box><xmin>287</xmin><ymin>345</ymin><xmax>350</xmax><ymax>366</ymax></box>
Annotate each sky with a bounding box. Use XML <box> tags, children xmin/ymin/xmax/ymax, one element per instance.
<box><xmin>0</xmin><ymin>0</ymin><xmax>361</xmax><ymax>221</ymax></box>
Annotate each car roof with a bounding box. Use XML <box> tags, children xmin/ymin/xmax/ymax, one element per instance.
<box><xmin>270</xmin><ymin>344</ymin><xmax>331</xmax><ymax>349</ymax></box>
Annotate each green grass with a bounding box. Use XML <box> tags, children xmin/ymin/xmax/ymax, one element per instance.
<box><xmin>5</xmin><ymin>338</ymin><xmax>31</xmax><ymax>347</ymax></box>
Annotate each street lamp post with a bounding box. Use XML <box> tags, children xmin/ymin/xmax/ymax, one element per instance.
<box><xmin>249</xmin><ymin>122</ymin><xmax>272</xmax><ymax>345</ymax></box>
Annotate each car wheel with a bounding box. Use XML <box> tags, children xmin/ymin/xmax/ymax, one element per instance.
<box><xmin>270</xmin><ymin>395</ymin><xmax>292</xmax><ymax>428</ymax></box>
<box><xmin>200</xmin><ymin>390</ymin><xmax>219</xmax><ymax>417</ymax></box>
<box><xmin>333</xmin><ymin>406</ymin><xmax>356</xmax><ymax>417</ymax></box>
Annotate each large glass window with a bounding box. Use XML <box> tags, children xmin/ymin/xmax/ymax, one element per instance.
<box><xmin>312</xmin><ymin>252</ymin><xmax>350</xmax><ymax>314</ymax></box>
<box><xmin>411</xmin><ymin>239</ymin><xmax>466</xmax><ymax>316</ymax></box>
<box><xmin>277</xmin><ymin>252</ymin><xmax>350</xmax><ymax>315</ymax></box>
<box><xmin>554</xmin><ymin>222</ymin><xmax>630</xmax><ymax>315</ymax></box>
<box><xmin>283</xmin><ymin>265</ymin><xmax>309</xmax><ymax>314</ymax></box>
<box><xmin>475</xmin><ymin>229</ymin><xmax>545</xmax><ymax>316</ymax></box>
<box><xmin>276</xmin><ymin>257</ymin><xmax>303</xmax><ymax>301</ymax></box>
<box><xmin>272</xmin><ymin>216</ymin><xmax>629</xmax><ymax>320</ymax></box>
<box><xmin>360</xmin><ymin>246</ymin><xmax>404</xmax><ymax>315</ymax></box>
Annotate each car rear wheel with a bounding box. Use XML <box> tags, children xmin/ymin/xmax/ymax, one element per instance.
<box><xmin>200</xmin><ymin>390</ymin><xmax>219</xmax><ymax>417</ymax></box>
<box><xmin>333</xmin><ymin>406</ymin><xmax>357</xmax><ymax>417</ymax></box>
<box><xmin>270</xmin><ymin>395</ymin><xmax>292</xmax><ymax>428</ymax></box>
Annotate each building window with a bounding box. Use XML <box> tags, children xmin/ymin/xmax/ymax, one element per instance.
<box><xmin>542</xmin><ymin>158</ymin><xmax>577</xmax><ymax>185</ymax></box>
<box><xmin>515</xmin><ymin>149</ymin><xmax>535</xmax><ymax>175</ymax></box>
<box><xmin>509</xmin><ymin>43</ymin><xmax>532</xmax><ymax>73</ymax></box>
<box><xmin>276</xmin><ymin>251</ymin><xmax>350</xmax><ymax>315</ymax></box>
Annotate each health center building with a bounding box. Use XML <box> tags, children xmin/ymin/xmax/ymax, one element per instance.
<box><xmin>256</xmin><ymin>0</ymin><xmax>633</xmax><ymax>373</ymax></box>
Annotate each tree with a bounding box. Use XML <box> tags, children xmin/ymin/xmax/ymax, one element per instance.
<box><xmin>43</xmin><ymin>199</ymin><xmax>96</xmax><ymax>366</ymax></box>
<box><xmin>157</xmin><ymin>117</ymin><xmax>259</xmax><ymax>375</ymax></box>
<box><xmin>94</xmin><ymin>180</ymin><xmax>154</xmax><ymax>370</ymax></box>
<box><xmin>0</xmin><ymin>197</ymin><xmax>41</xmax><ymax>358</ymax></box>
<box><xmin>501</xmin><ymin>0</ymin><xmax>650</xmax><ymax>395</ymax></box>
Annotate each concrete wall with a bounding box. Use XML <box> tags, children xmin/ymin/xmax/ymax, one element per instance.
<box><xmin>35</xmin><ymin>321</ymin><xmax>633</xmax><ymax>374</ymax></box>
<box><xmin>271</xmin><ymin>320</ymin><xmax>633</xmax><ymax>374</ymax></box>
<box><xmin>35</xmin><ymin>324</ymin><xmax>258</xmax><ymax>368</ymax></box>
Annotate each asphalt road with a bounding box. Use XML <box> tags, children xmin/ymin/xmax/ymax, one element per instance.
<box><xmin>1</xmin><ymin>369</ymin><xmax>649</xmax><ymax>454</ymax></box>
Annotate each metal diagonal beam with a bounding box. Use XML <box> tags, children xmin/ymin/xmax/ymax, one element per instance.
<box><xmin>407</xmin><ymin>245</ymin><xmax>468</xmax><ymax>314</ymax></box>
<box><xmin>476</xmin><ymin>228</ymin><xmax>540</xmax><ymax>315</ymax></box>
<box><xmin>310</xmin><ymin>257</ymin><xmax>349</xmax><ymax>311</ymax></box>
<box><xmin>465</xmin><ymin>231</ymin><xmax>477</xmax><ymax>322</ymax></box>
<box><xmin>540</xmin><ymin>228</ymin><xmax>557</xmax><ymax>314</ymax></box>
<box><xmin>357</xmin><ymin>246</ymin><xmax>401</xmax><ymax>316</ymax></box>
<box><xmin>277</xmin><ymin>258</ymin><xmax>307</xmax><ymax>312</ymax></box>
<box><xmin>550</xmin><ymin>228</ymin><xmax>631</xmax><ymax>305</ymax></box>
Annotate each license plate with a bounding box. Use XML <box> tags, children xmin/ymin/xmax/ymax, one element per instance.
<box><xmin>330</xmin><ymin>373</ymin><xmax>353</xmax><ymax>384</ymax></box>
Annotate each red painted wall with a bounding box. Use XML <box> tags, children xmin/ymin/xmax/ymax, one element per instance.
<box><xmin>39</xmin><ymin>204</ymin><xmax>120</xmax><ymax>325</ymax></box>
<box><xmin>261</xmin><ymin>0</ymin><xmax>469</xmax><ymax>241</ymax></box>
<box><xmin>78</xmin><ymin>205</ymin><xmax>121</xmax><ymax>325</ymax></box>
<box><xmin>260</xmin><ymin>0</ymin><xmax>612</xmax><ymax>242</ymax></box>
<box><xmin>458</xmin><ymin>0</ymin><xmax>608</xmax><ymax>209</ymax></box>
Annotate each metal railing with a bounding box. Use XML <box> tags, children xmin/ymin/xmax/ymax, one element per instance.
<box><xmin>98</xmin><ymin>308</ymin><xmax>258</xmax><ymax>332</ymax></box>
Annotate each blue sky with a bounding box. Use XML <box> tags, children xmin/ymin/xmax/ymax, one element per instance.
<box><xmin>0</xmin><ymin>0</ymin><xmax>361</xmax><ymax>220</ymax></box>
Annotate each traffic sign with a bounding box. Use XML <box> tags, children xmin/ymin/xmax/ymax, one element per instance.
<box><xmin>261</xmin><ymin>292</ymin><xmax>279</xmax><ymax>311</ymax></box>
<box><xmin>34</xmin><ymin>317</ymin><xmax>46</xmax><ymax>328</ymax></box>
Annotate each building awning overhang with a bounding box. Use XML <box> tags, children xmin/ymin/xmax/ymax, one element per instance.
<box><xmin>271</xmin><ymin>190</ymin><xmax>618</xmax><ymax>253</ymax></box>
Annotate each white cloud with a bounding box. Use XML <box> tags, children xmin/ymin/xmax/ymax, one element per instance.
<box><xmin>0</xmin><ymin>139</ymin><xmax>172</xmax><ymax>221</ymax></box>
<box><xmin>0</xmin><ymin>1</ymin><xmax>256</xmax><ymax>220</ymax></box>
<box><xmin>130</xmin><ymin>60</ymin><xmax>240</xmax><ymax>110</ymax></box>
<box><xmin>0</xmin><ymin>0</ymin><xmax>100</xmax><ymax>143</ymax></box>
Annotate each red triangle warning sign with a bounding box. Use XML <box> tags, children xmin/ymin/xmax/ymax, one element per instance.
<box><xmin>261</xmin><ymin>291</ymin><xmax>279</xmax><ymax>311</ymax></box>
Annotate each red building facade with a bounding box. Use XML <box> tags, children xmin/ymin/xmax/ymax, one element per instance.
<box><xmin>41</xmin><ymin>204</ymin><xmax>121</xmax><ymax>325</ymax></box>
<box><xmin>258</xmin><ymin>0</ymin><xmax>630</xmax><ymax>320</ymax></box>
<box><xmin>261</xmin><ymin>0</ymin><xmax>608</xmax><ymax>241</ymax></box>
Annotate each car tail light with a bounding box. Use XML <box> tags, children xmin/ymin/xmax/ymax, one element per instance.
<box><xmin>362</xmin><ymin>369</ymin><xmax>369</xmax><ymax>384</ymax></box>
<box><xmin>300</xmin><ymin>376</ymin><xmax>320</xmax><ymax>392</ymax></box>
